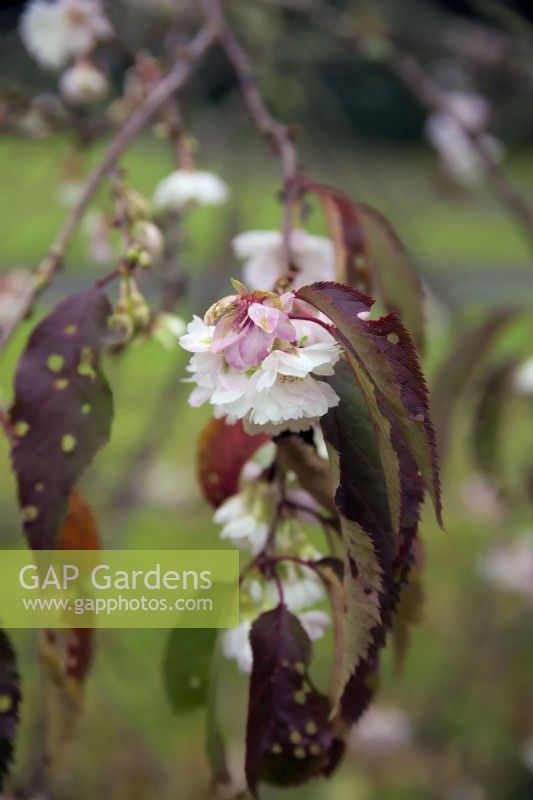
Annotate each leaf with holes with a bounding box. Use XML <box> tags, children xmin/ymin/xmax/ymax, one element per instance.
<box><xmin>0</xmin><ymin>632</ymin><xmax>20</xmax><ymax>791</ymax></box>
<box><xmin>245</xmin><ymin>605</ymin><xmax>336</xmax><ymax>796</ymax></box>
<box><xmin>297</xmin><ymin>281</ymin><xmax>441</xmax><ymax>532</ymax></box>
<box><xmin>163</xmin><ymin>628</ymin><xmax>217</xmax><ymax>713</ymax></box>
<box><xmin>197</xmin><ymin>417</ymin><xmax>268</xmax><ymax>508</ymax></box>
<box><xmin>299</xmin><ymin>180</ymin><xmax>425</xmax><ymax>352</ymax></box>
<box><xmin>320</xmin><ymin>359</ymin><xmax>425</xmax><ymax>725</ymax></box>
<box><xmin>10</xmin><ymin>288</ymin><xmax>114</xmax><ymax>549</ymax></box>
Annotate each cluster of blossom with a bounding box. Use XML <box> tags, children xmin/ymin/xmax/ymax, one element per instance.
<box><xmin>215</xmin><ymin>444</ymin><xmax>330</xmax><ymax>672</ymax></box>
<box><xmin>425</xmin><ymin>90</ymin><xmax>503</xmax><ymax>186</ymax></box>
<box><xmin>20</xmin><ymin>0</ymin><xmax>112</xmax><ymax>104</ymax></box>
<box><xmin>179</xmin><ymin>285</ymin><xmax>341</xmax><ymax>435</ymax></box>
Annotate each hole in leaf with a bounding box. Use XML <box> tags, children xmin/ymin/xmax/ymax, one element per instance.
<box><xmin>47</xmin><ymin>354</ymin><xmax>65</xmax><ymax>373</ymax></box>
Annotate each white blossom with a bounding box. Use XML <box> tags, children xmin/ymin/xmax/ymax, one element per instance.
<box><xmin>180</xmin><ymin>292</ymin><xmax>341</xmax><ymax>435</ymax></box>
<box><xmin>213</xmin><ymin>492</ymin><xmax>270</xmax><ymax>555</ymax></box>
<box><xmin>59</xmin><ymin>59</ymin><xmax>109</xmax><ymax>104</ymax></box>
<box><xmin>425</xmin><ymin>90</ymin><xmax>503</xmax><ymax>185</ymax></box>
<box><xmin>153</xmin><ymin>169</ymin><xmax>229</xmax><ymax>211</ymax></box>
<box><xmin>233</xmin><ymin>229</ymin><xmax>335</xmax><ymax>291</ymax></box>
<box><xmin>20</xmin><ymin>0</ymin><xmax>113</xmax><ymax>69</ymax></box>
<box><xmin>514</xmin><ymin>357</ymin><xmax>533</xmax><ymax>394</ymax></box>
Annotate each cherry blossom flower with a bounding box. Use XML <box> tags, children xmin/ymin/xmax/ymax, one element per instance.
<box><xmin>425</xmin><ymin>90</ymin><xmax>503</xmax><ymax>185</ymax></box>
<box><xmin>179</xmin><ymin>287</ymin><xmax>341</xmax><ymax>434</ymax></box>
<box><xmin>20</xmin><ymin>0</ymin><xmax>113</xmax><ymax>70</ymax></box>
<box><xmin>153</xmin><ymin>169</ymin><xmax>229</xmax><ymax>211</ymax></box>
<box><xmin>233</xmin><ymin>229</ymin><xmax>334</xmax><ymax>291</ymax></box>
<box><xmin>59</xmin><ymin>59</ymin><xmax>109</xmax><ymax>104</ymax></box>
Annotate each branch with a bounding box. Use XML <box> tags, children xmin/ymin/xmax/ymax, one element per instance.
<box><xmin>199</xmin><ymin>0</ymin><xmax>300</xmax><ymax>282</ymax></box>
<box><xmin>305</xmin><ymin>2</ymin><xmax>533</xmax><ymax>259</ymax></box>
<box><xmin>0</xmin><ymin>23</ymin><xmax>217</xmax><ymax>353</ymax></box>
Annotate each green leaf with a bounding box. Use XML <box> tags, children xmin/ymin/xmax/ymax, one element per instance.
<box><xmin>163</xmin><ymin>628</ymin><xmax>217</xmax><ymax>713</ymax></box>
<box><xmin>432</xmin><ymin>309</ymin><xmax>516</xmax><ymax>458</ymax></box>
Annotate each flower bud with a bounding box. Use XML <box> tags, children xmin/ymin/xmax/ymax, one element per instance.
<box><xmin>59</xmin><ymin>59</ymin><xmax>109</xmax><ymax>105</ymax></box>
<box><xmin>131</xmin><ymin>221</ymin><xmax>164</xmax><ymax>261</ymax></box>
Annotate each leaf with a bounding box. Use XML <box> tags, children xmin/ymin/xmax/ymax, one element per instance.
<box><xmin>313</xmin><ymin>558</ymin><xmax>345</xmax><ymax>704</ymax></box>
<box><xmin>299</xmin><ymin>180</ymin><xmax>426</xmax><ymax>352</ymax></box>
<box><xmin>40</xmin><ymin>488</ymin><xmax>99</xmax><ymax>770</ymax></box>
<box><xmin>197</xmin><ymin>417</ymin><xmax>268</xmax><ymax>508</ymax></box>
<box><xmin>163</xmin><ymin>628</ymin><xmax>217</xmax><ymax>713</ymax></box>
<box><xmin>275</xmin><ymin>432</ymin><xmax>337</xmax><ymax>515</ymax></box>
<box><xmin>432</xmin><ymin>309</ymin><xmax>516</xmax><ymax>458</ymax></box>
<box><xmin>297</xmin><ymin>281</ymin><xmax>441</xmax><ymax>529</ymax></box>
<box><xmin>0</xmin><ymin>631</ymin><xmax>21</xmax><ymax>791</ymax></box>
<box><xmin>471</xmin><ymin>359</ymin><xmax>517</xmax><ymax>486</ymax></box>
<box><xmin>10</xmin><ymin>288</ymin><xmax>114</xmax><ymax>550</ymax></box>
<box><xmin>320</xmin><ymin>360</ymin><xmax>425</xmax><ymax>724</ymax></box>
<box><xmin>41</xmin><ymin>627</ymin><xmax>94</xmax><ymax>770</ymax></box>
<box><xmin>245</xmin><ymin>605</ymin><xmax>335</xmax><ymax>796</ymax></box>
<box><xmin>56</xmin><ymin>487</ymin><xmax>101</xmax><ymax>550</ymax></box>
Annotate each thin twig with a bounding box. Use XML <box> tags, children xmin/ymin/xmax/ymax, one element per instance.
<box><xmin>0</xmin><ymin>23</ymin><xmax>218</xmax><ymax>354</ymax></box>
<box><xmin>199</xmin><ymin>0</ymin><xmax>299</xmax><ymax>280</ymax></box>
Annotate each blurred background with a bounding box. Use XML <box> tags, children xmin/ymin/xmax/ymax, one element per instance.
<box><xmin>0</xmin><ymin>1</ymin><xmax>533</xmax><ymax>798</ymax></box>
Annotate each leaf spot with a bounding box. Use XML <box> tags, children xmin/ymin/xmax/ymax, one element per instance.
<box><xmin>77</xmin><ymin>347</ymin><xmax>96</xmax><ymax>379</ymax></box>
<box><xmin>81</xmin><ymin>403</ymin><xmax>91</xmax><ymax>415</ymax></box>
<box><xmin>294</xmin><ymin>661</ymin><xmax>305</xmax><ymax>675</ymax></box>
<box><xmin>47</xmin><ymin>354</ymin><xmax>65</xmax><ymax>372</ymax></box>
<box><xmin>305</xmin><ymin>721</ymin><xmax>317</xmax><ymax>735</ymax></box>
<box><xmin>188</xmin><ymin>675</ymin><xmax>202</xmax><ymax>689</ymax></box>
<box><xmin>289</xmin><ymin>730</ymin><xmax>302</xmax><ymax>744</ymax></box>
<box><xmin>294</xmin><ymin>690</ymin><xmax>306</xmax><ymax>704</ymax></box>
<box><xmin>61</xmin><ymin>434</ymin><xmax>77</xmax><ymax>453</ymax></box>
<box><xmin>309</xmin><ymin>743</ymin><xmax>321</xmax><ymax>756</ymax></box>
<box><xmin>294</xmin><ymin>746</ymin><xmax>306</xmax><ymax>759</ymax></box>
<box><xmin>35</xmin><ymin>482</ymin><xmax>45</xmax><ymax>492</ymax></box>
<box><xmin>23</xmin><ymin>505</ymin><xmax>39</xmax><ymax>522</ymax></box>
<box><xmin>271</xmin><ymin>743</ymin><xmax>282</xmax><ymax>754</ymax></box>
<box><xmin>14</xmin><ymin>420</ymin><xmax>29</xmax><ymax>437</ymax></box>
<box><xmin>54</xmin><ymin>378</ymin><xmax>69</xmax><ymax>391</ymax></box>
<box><xmin>387</xmin><ymin>333</ymin><xmax>400</xmax><ymax>344</ymax></box>
<box><xmin>64</xmin><ymin>324</ymin><xmax>77</xmax><ymax>336</ymax></box>
<box><xmin>0</xmin><ymin>694</ymin><xmax>12</xmax><ymax>714</ymax></box>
